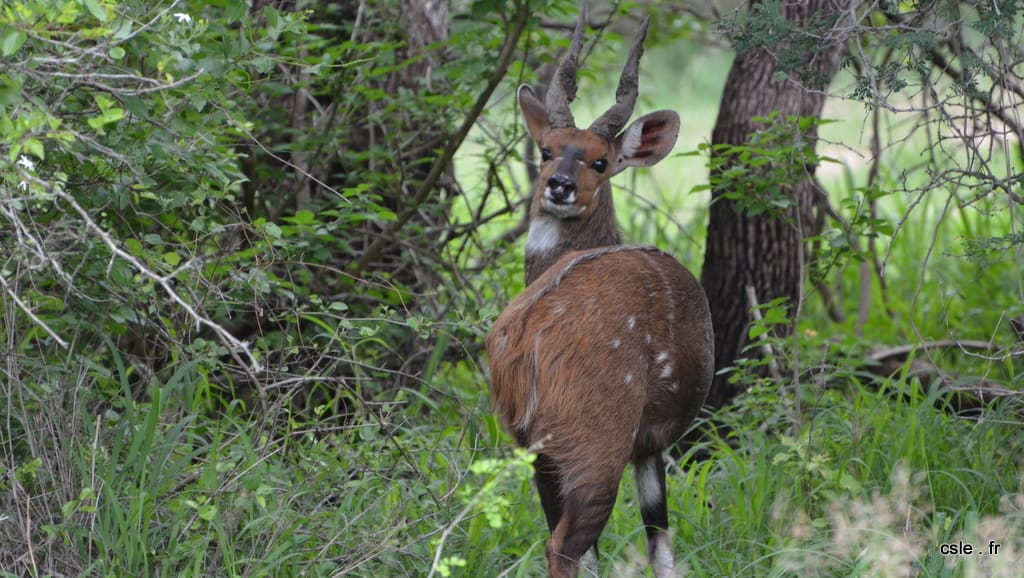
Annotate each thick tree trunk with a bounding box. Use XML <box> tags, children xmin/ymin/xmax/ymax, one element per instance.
<box><xmin>700</xmin><ymin>0</ymin><xmax>853</xmax><ymax>410</ymax></box>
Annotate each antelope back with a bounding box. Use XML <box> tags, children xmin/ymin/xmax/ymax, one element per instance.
<box><xmin>486</xmin><ymin>246</ymin><xmax>713</xmax><ymax>488</ymax></box>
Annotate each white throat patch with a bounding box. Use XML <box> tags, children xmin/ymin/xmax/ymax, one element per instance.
<box><xmin>525</xmin><ymin>217</ymin><xmax>561</xmax><ymax>254</ymax></box>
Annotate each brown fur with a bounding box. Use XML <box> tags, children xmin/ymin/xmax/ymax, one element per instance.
<box><xmin>487</xmin><ymin>246</ymin><xmax>713</xmax><ymax>493</ymax></box>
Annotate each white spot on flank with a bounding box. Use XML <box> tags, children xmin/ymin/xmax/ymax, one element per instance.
<box><xmin>645</xmin><ymin>334</ymin><xmax>652</xmax><ymax>344</ymax></box>
<box><xmin>611</xmin><ymin>339</ymin><xmax>621</xmax><ymax>349</ymax></box>
<box><xmin>660</xmin><ymin>363</ymin><xmax>674</xmax><ymax>379</ymax></box>
<box><xmin>627</xmin><ymin>317</ymin><xmax>636</xmax><ymax>330</ymax></box>
<box><xmin>525</xmin><ymin>217</ymin><xmax>560</xmax><ymax>254</ymax></box>
<box><xmin>655</xmin><ymin>351</ymin><xmax>669</xmax><ymax>364</ymax></box>
<box><xmin>625</xmin><ymin>373</ymin><xmax>634</xmax><ymax>384</ymax></box>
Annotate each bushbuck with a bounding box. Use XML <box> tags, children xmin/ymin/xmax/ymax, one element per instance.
<box><xmin>485</xmin><ymin>13</ymin><xmax>714</xmax><ymax>578</ymax></box>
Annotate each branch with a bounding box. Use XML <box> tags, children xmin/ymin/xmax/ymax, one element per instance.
<box><xmin>925</xmin><ymin>47</ymin><xmax>1024</xmax><ymax>143</ymax></box>
<box><xmin>351</xmin><ymin>1</ymin><xmax>531</xmax><ymax>275</ymax></box>
<box><xmin>745</xmin><ymin>285</ymin><xmax>783</xmax><ymax>380</ymax></box>
<box><xmin>45</xmin><ymin>184</ymin><xmax>262</xmax><ymax>376</ymax></box>
<box><xmin>868</xmin><ymin>339</ymin><xmax>995</xmax><ymax>362</ymax></box>
<box><xmin>0</xmin><ymin>274</ymin><xmax>68</xmax><ymax>349</ymax></box>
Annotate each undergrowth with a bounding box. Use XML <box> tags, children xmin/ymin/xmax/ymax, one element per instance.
<box><xmin>7</xmin><ymin>354</ymin><xmax>1020</xmax><ymax>577</ymax></box>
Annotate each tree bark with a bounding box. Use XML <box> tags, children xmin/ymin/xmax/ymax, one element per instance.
<box><xmin>700</xmin><ymin>0</ymin><xmax>854</xmax><ymax>410</ymax></box>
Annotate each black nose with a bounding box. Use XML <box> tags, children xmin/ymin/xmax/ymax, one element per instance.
<box><xmin>546</xmin><ymin>173</ymin><xmax>577</xmax><ymax>204</ymax></box>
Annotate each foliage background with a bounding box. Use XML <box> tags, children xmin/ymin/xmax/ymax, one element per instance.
<box><xmin>1</xmin><ymin>0</ymin><xmax>1022</xmax><ymax>576</ymax></box>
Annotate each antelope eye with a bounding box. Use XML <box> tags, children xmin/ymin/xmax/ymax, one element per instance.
<box><xmin>591</xmin><ymin>158</ymin><xmax>608</xmax><ymax>173</ymax></box>
<box><xmin>541</xmin><ymin>147</ymin><xmax>553</xmax><ymax>161</ymax></box>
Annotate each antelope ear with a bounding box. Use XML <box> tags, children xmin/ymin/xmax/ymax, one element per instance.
<box><xmin>518</xmin><ymin>85</ymin><xmax>550</xmax><ymax>142</ymax></box>
<box><xmin>614</xmin><ymin>110</ymin><xmax>680</xmax><ymax>174</ymax></box>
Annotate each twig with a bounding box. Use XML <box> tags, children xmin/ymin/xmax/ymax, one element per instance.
<box><xmin>89</xmin><ymin>417</ymin><xmax>100</xmax><ymax>562</ymax></box>
<box><xmin>868</xmin><ymin>339</ymin><xmax>994</xmax><ymax>362</ymax></box>
<box><xmin>25</xmin><ymin>492</ymin><xmax>37</xmax><ymax>575</ymax></box>
<box><xmin>0</xmin><ymin>274</ymin><xmax>68</xmax><ymax>349</ymax></box>
<box><xmin>744</xmin><ymin>285</ymin><xmax>782</xmax><ymax>381</ymax></box>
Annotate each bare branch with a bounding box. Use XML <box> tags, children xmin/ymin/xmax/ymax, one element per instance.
<box><xmin>0</xmin><ymin>274</ymin><xmax>68</xmax><ymax>349</ymax></box>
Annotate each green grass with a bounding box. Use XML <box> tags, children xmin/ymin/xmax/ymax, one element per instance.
<box><xmin>5</xmin><ymin>320</ymin><xmax>1022</xmax><ymax>576</ymax></box>
<box><xmin>431</xmin><ymin>378</ymin><xmax>1024</xmax><ymax>577</ymax></box>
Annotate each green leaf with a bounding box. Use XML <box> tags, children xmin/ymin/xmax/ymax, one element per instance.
<box><xmin>225</xmin><ymin>0</ymin><xmax>247</xmax><ymax>22</ymax></box>
<box><xmin>1</xmin><ymin>29</ymin><xmax>26</xmax><ymax>57</ymax></box>
<box><xmin>22</xmin><ymin>138</ymin><xmax>44</xmax><ymax>160</ymax></box>
<box><xmin>102</xmin><ymin>107</ymin><xmax>125</xmax><ymax>123</ymax></box>
<box><xmin>62</xmin><ymin>498</ymin><xmax>80</xmax><ymax>519</ymax></box>
<box><xmin>82</xmin><ymin>0</ymin><xmax>108</xmax><ymax>22</ymax></box>
<box><xmin>292</xmin><ymin>209</ymin><xmax>316</xmax><ymax>225</ymax></box>
<box><xmin>262</xmin><ymin>222</ymin><xmax>282</xmax><ymax>238</ymax></box>
<box><xmin>109</xmin><ymin>46</ymin><xmax>125</xmax><ymax>60</ymax></box>
<box><xmin>197</xmin><ymin>503</ymin><xmax>218</xmax><ymax>521</ymax></box>
<box><xmin>124</xmin><ymin>238</ymin><xmax>143</xmax><ymax>256</ymax></box>
<box><xmin>112</xmin><ymin>19</ymin><xmax>134</xmax><ymax>40</ymax></box>
<box><xmin>163</xmin><ymin>252</ymin><xmax>181</xmax><ymax>267</ymax></box>
<box><xmin>264</xmin><ymin>6</ymin><xmax>280</xmax><ymax>30</ymax></box>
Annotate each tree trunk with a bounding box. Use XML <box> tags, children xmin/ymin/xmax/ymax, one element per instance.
<box><xmin>700</xmin><ymin>0</ymin><xmax>853</xmax><ymax>410</ymax></box>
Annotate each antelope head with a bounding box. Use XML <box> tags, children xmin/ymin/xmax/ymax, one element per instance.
<box><xmin>518</xmin><ymin>15</ymin><xmax>681</xmax><ymax>284</ymax></box>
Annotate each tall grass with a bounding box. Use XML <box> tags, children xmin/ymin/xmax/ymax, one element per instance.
<box><xmin>4</xmin><ymin>311</ymin><xmax>1021</xmax><ymax>577</ymax></box>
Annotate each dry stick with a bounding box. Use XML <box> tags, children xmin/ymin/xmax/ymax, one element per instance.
<box><xmin>89</xmin><ymin>416</ymin><xmax>101</xmax><ymax>563</ymax></box>
<box><xmin>792</xmin><ymin>173</ymin><xmax>807</xmax><ymax>437</ymax></box>
<box><xmin>867</xmin><ymin>340</ymin><xmax>1024</xmax><ymax>411</ymax></box>
<box><xmin>744</xmin><ymin>285</ymin><xmax>782</xmax><ymax>381</ymax></box>
<box><xmin>352</xmin><ymin>2</ymin><xmax>531</xmax><ymax>275</ymax></box>
<box><xmin>24</xmin><ymin>493</ymin><xmax>37</xmax><ymax>575</ymax></box>
<box><xmin>234</xmin><ymin>122</ymin><xmax>350</xmax><ymax>205</ymax></box>
<box><xmin>923</xmin><ymin>53</ymin><xmax>1024</xmax><ymax>210</ymax></box>
<box><xmin>868</xmin><ymin>339</ymin><xmax>994</xmax><ymax>363</ymax></box>
<box><xmin>908</xmin><ymin>191</ymin><xmax>956</xmax><ymax>368</ymax></box>
<box><xmin>0</xmin><ymin>275</ymin><xmax>68</xmax><ymax>349</ymax></box>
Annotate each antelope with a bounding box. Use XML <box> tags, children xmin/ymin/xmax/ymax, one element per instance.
<box><xmin>485</xmin><ymin>14</ymin><xmax>714</xmax><ymax>578</ymax></box>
